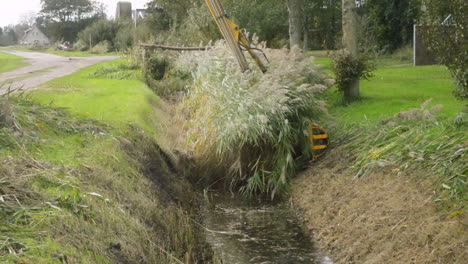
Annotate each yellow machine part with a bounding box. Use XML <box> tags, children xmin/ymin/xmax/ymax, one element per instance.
<box><xmin>204</xmin><ymin>0</ymin><xmax>267</xmax><ymax>73</ymax></box>
<box><xmin>310</xmin><ymin>124</ymin><xmax>329</xmax><ymax>160</ymax></box>
<box><xmin>205</xmin><ymin>0</ymin><xmax>328</xmax><ymax>160</ymax></box>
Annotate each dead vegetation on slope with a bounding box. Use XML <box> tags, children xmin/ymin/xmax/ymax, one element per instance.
<box><xmin>293</xmin><ymin>148</ymin><xmax>467</xmax><ymax>264</ymax></box>
<box><xmin>292</xmin><ymin>102</ymin><xmax>467</xmax><ymax>263</ymax></box>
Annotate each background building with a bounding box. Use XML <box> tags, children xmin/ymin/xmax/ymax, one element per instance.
<box><xmin>22</xmin><ymin>24</ymin><xmax>50</xmax><ymax>46</ymax></box>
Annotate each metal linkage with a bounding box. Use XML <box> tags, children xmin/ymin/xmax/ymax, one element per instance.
<box><xmin>205</xmin><ymin>0</ymin><xmax>267</xmax><ymax>73</ymax></box>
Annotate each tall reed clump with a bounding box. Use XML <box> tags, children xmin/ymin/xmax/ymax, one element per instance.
<box><xmin>175</xmin><ymin>42</ymin><xmax>333</xmax><ymax>198</ymax></box>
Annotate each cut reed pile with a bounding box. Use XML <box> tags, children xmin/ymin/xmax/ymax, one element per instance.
<box><xmin>331</xmin><ymin>101</ymin><xmax>467</xmax><ymax>210</ymax></box>
<box><xmin>293</xmin><ymin>103</ymin><xmax>467</xmax><ymax>263</ymax></box>
<box><xmin>168</xmin><ymin>42</ymin><xmax>333</xmax><ymax>197</ymax></box>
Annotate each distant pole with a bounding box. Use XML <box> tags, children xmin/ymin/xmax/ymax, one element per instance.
<box><xmin>134</xmin><ymin>10</ymin><xmax>137</xmax><ymax>44</ymax></box>
<box><xmin>89</xmin><ymin>33</ymin><xmax>92</xmax><ymax>49</ymax></box>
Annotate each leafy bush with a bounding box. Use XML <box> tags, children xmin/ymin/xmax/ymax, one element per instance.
<box><xmin>73</xmin><ymin>39</ymin><xmax>87</xmax><ymax>51</ymax></box>
<box><xmin>115</xmin><ymin>22</ymin><xmax>134</xmax><ymax>50</ymax></box>
<box><xmin>76</xmin><ymin>18</ymin><xmax>137</xmax><ymax>51</ymax></box>
<box><xmin>361</xmin><ymin>0</ymin><xmax>420</xmax><ymax>53</ymax></box>
<box><xmin>420</xmin><ymin>0</ymin><xmax>467</xmax><ymax>99</ymax></box>
<box><xmin>77</xmin><ymin>19</ymin><xmax>118</xmax><ymax>51</ymax></box>
<box><xmin>145</xmin><ymin>53</ymin><xmax>170</xmax><ymax>81</ymax></box>
<box><xmin>171</xmin><ymin>43</ymin><xmax>332</xmax><ymax>198</ymax></box>
<box><xmin>331</xmin><ymin>51</ymin><xmax>376</xmax><ymax>93</ymax></box>
<box><xmin>90</xmin><ymin>40</ymin><xmax>111</xmax><ymax>54</ymax></box>
<box><xmin>29</xmin><ymin>41</ymin><xmax>46</xmax><ymax>50</ymax></box>
<box><xmin>142</xmin><ymin>52</ymin><xmax>192</xmax><ymax>97</ymax></box>
<box><xmin>143</xmin><ymin>0</ymin><xmax>289</xmax><ymax>48</ymax></box>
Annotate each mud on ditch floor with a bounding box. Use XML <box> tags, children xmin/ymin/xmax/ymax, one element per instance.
<box><xmin>292</xmin><ymin>148</ymin><xmax>467</xmax><ymax>264</ymax></box>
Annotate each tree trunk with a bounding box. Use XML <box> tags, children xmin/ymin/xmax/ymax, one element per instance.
<box><xmin>342</xmin><ymin>0</ymin><xmax>360</xmax><ymax>101</ymax></box>
<box><xmin>344</xmin><ymin>79</ymin><xmax>360</xmax><ymax>99</ymax></box>
<box><xmin>342</xmin><ymin>0</ymin><xmax>358</xmax><ymax>55</ymax></box>
<box><xmin>303</xmin><ymin>27</ymin><xmax>309</xmax><ymax>50</ymax></box>
<box><xmin>287</xmin><ymin>0</ymin><xmax>304</xmax><ymax>49</ymax></box>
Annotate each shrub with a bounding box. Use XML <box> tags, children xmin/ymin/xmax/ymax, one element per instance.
<box><xmin>29</xmin><ymin>41</ymin><xmax>45</xmax><ymax>50</ymax></box>
<box><xmin>144</xmin><ymin>53</ymin><xmax>170</xmax><ymax>81</ymax></box>
<box><xmin>115</xmin><ymin>22</ymin><xmax>134</xmax><ymax>50</ymax></box>
<box><xmin>142</xmin><ymin>52</ymin><xmax>192</xmax><ymax>97</ymax></box>
<box><xmin>361</xmin><ymin>0</ymin><xmax>420</xmax><ymax>53</ymax></box>
<box><xmin>173</xmin><ymin>43</ymin><xmax>332</xmax><ymax>198</ymax></box>
<box><xmin>73</xmin><ymin>39</ymin><xmax>87</xmax><ymax>51</ymax></box>
<box><xmin>331</xmin><ymin>51</ymin><xmax>376</xmax><ymax>94</ymax></box>
<box><xmin>77</xmin><ymin>19</ymin><xmax>118</xmax><ymax>51</ymax></box>
<box><xmin>420</xmin><ymin>0</ymin><xmax>467</xmax><ymax>99</ymax></box>
<box><xmin>90</xmin><ymin>40</ymin><xmax>111</xmax><ymax>54</ymax></box>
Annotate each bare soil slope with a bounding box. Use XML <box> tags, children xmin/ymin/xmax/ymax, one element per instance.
<box><xmin>293</xmin><ymin>149</ymin><xmax>467</xmax><ymax>264</ymax></box>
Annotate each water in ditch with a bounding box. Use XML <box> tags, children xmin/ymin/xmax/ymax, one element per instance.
<box><xmin>202</xmin><ymin>193</ymin><xmax>333</xmax><ymax>264</ymax></box>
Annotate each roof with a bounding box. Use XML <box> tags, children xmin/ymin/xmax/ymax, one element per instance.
<box><xmin>23</xmin><ymin>24</ymin><xmax>50</xmax><ymax>41</ymax></box>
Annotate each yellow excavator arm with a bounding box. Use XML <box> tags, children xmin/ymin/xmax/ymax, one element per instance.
<box><xmin>204</xmin><ymin>0</ymin><xmax>329</xmax><ymax>159</ymax></box>
<box><xmin>204</xmin><ymin>0</ymin><xmax>268</xmax><ymax>73</ymax></box>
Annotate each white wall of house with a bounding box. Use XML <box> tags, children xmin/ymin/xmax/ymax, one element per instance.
<box><xmin>22</xmin><ymin>24</ymin><xmax>50</xmax><ymax>46</ymax></box>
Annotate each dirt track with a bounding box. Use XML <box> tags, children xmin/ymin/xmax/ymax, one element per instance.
<box><xmin>0</xmin><ymin>49</ymin><xmax>119</xmax><ymax>94</ymax></box>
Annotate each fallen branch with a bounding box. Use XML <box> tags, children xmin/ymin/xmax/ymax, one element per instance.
<box><xmin>139</xmin><ymin>44</ymin><xmax>212</xmax><ymax>51</ymax></box>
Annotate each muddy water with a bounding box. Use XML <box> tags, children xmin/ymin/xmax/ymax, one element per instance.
<box><xmin>202</xmin><ymin>193</ymin><xmax>332</xmax><ymax>264</ymax></box>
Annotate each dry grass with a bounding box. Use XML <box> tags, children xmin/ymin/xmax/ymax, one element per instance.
<box><xmin>293</xmin><ymin>148</ymin><xmax>467</xmax><ymax>264</ymax></box>
<box><xmin>333</xmin><ymin>104</ymin><xmax>467</xmax><ymax>209</ymax></box>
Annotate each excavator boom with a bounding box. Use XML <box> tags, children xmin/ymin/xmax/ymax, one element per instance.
<box><xmin>204</xmin><ymin>0</ymin><xmax>329</xmax><ymax>159</ymax></box>
<box><xmin>204</xmin><ymin>0</ymin><xmax>267</xmax><ymax>73</ymax></box>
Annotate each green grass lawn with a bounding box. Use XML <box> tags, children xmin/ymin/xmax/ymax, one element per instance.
<box><xmin>47</xmin><ymin>50</ymin><xmax>120</xmax><ymax>57</ymax></box>
<box><xmin>14</xmin><ymin>47</ymin><xmax>119</xmax><ymax>57</ymax></box>
<box><xmin>329</xmin><ymin>65</ymin><xmax>464</xmax><ymax>123</ymax></box>
<box><xmin>28</xmin><ymin>58</ymin><xmax>169</xmax><ymax>165</ymax></box>
<box><xmin>311</xmin><ymin>52</ymin><xmax>466</xmax><ymax>210</ymax></box>
<box><xmin>30</xmin><ymin>59</ymin><xmax>161</xmax><ymax>135</ymax></box>
<box><xmin>310</xmin><ymin>54</ymin><xmax>464</xmax><ymax>124</ymax></box>
<box><xmin>0</xmin><ymin>51</ymin><xmax>29</xmax><ymax>73</ymax></box>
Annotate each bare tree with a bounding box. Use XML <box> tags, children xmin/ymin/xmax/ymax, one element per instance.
<box><xmin>342</xmin><ymin>0</ymin><xmax>360</xmax><ymax>99</ymax></box>
<box><xmin>287</xmin><ymin>0</ymin><xmax>304</xmax><ymax>49</ymax></box>
<box><xmin>19</xmin><ymin>11</ymin><xmax>38</xmax><ymax>27</ymax></box>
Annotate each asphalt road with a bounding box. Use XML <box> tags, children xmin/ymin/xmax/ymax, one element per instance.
<box><xmin>0</xmin><ymin>49</ymin><xmax>119</xmax><ymax>94</ymax></box>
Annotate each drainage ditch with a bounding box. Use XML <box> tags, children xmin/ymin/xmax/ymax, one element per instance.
<box><xmin>201</xmin><ymin>193</ymin><xmax>333</xmax><ymax>264</ymax></box>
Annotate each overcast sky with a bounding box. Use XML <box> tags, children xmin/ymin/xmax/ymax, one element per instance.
<box><xmin>0</xmin><ymin>0</ymin><xmax>149</xmax><ymax>27</ymax></box>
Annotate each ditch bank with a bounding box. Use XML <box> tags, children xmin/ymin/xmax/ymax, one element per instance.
<box><xmin>0</xmin><ymin>97</ymin><xmax>215</xmax><ymax>263</ymax></box>
<box><xmin>292</xmin><ymin>147</ymin><xmax>467</xmax><ymax>263</ymax></box>
<box><xmin>139</xmin><ymin>45</ymin><xmax>466</xmax><ymax>263</ymax></box>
